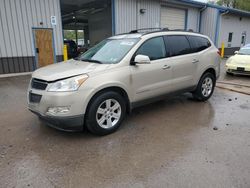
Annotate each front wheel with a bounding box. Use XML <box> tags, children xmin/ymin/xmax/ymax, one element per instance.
<box><xmin>193</xmin><ymin>72</ymin><xmax>216</xmax><ymax>101</ymax></box>
<box><xmin>86</xmin><ymin>91</ymin><xmax>126</xmax><ymax>136</ymax></box>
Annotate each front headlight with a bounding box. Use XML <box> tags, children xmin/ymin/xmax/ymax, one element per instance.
<box><xmin>48</xmin><ymin>74</ymin><xmax>88</xmax><ymax>92</ymax></box>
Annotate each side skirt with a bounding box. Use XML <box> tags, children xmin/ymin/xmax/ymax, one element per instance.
<box><xmin>130</xmin><ymin>86</ymin><xmax>196</xmax><ymax>110</ymax></box>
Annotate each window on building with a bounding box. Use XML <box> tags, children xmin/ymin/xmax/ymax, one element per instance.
<box><xmin>164</xmin><ymin>35</ymin><xmax>191</xmax><ymax>57</ymax></box>
<box><xmin>228</xmin><ymin>32</ymin><xmax>233</xmax><ymax>43</ymax></box>
<box><xmin>241</xmin><ymin>35</ymin><xmax>246</xmax><ymax>45</ymax></box>
<box><xmin>136</xmin><ymin>37</ymin><xmax>166</xmax><ymax>60</ymax></box>
<box><xmin>187</xmin><ymin>36</ymin><xmax>211</xmax><ymax>53</ymax></box>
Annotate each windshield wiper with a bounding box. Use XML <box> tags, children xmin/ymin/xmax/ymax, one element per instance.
<box><xmin>80</xmin><ymin>58</ymin><xmax>103</xmax><ymax>64</ymax></box>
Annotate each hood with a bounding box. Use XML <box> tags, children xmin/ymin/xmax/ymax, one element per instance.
<box><xmin>230</xmin><ymin>54</ymin><xmax>250</xmax><ymax>65</ymax></box>
<box><xmin>32</xmin><ymin>59</ymin><xmax>110</xmax><ymax>81</ymax></box>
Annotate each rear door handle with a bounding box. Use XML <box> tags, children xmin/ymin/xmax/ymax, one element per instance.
<box><xmin>192</xmin><ymin>59</ymin><xmax>199</xmax><ymax>64</ymax></box>
<box><xmin>162</xmin><ymin>65</ymin><xmax>171</xmax><ymax>70</ymax></box>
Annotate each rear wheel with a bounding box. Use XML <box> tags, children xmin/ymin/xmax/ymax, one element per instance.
<box><xmin>193</xmin><ymin>72</ymin><xmax>215</xmax><ymax>101</ymax></box>
<box><xmin>86</xmin><ymin>91</ymin><xmax>126</xmax><ymax>136</ymax></box>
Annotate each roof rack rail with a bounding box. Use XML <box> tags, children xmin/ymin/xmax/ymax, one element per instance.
<box><xmin>126</xmin><ymin>28</ymin><xmax>200</xmax><ymax>36</ymax></box>
<box><xmin>169</xmin><ymin>29</ymin><xmax>194</xmax><ymax>32</ymax></box>
<box><xmin>129</xmin><ymin>28</ymin><xmax>169</xmax><ymax>33</ymax></box>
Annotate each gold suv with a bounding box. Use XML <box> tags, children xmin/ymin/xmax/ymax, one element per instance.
<box><xmin>28</xmin><ymin>29</ymin><xmax>221</xmax><ymax>135</ymax></box>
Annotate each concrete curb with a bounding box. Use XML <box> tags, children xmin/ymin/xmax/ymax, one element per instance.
<box><xmin>216</xmin><ymin>83</ymin><xmax>250</xmax><ymax>96</ymax></box>
<box><xmin>217</xmin><ymin>81</ymin><xmax>250</xmax><ymax>88</ymax></box>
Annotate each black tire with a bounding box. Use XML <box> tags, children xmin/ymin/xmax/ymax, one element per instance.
<box><xmin>193</xmin><ymin>72</ymin><xmax>216</xmax><ymax>101</ymax></box>
<box><xmin>85</xmin><ymin>91</ymin><xmax>126</xmax><ymax>136</ymax></box>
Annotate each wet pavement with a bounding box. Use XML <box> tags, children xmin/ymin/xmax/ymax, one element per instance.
<box><xmin>0</xmin><ymin>74</ymin><xmax>250</xmax><ymax>188</ymax></box>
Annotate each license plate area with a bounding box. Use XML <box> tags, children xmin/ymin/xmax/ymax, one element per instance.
<box><xmin>237</xmin><ymin>67</ymin><xmax>245</xmax><ymax>71</ymax></box>
<box><xmin>29</xmin><ymin>92</ymin><xmax>42</xmax><ymax>103</ymax></box>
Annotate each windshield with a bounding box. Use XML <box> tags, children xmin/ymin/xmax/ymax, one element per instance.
<box><xmin>79</xmin><ymin>38</ymin><xmax>140</xmax><ymax>64</ymax></box>
<box><xmin>238</xmin><ymin>48</ymin><xmax>250</xmax><ymax>55</ymax></box>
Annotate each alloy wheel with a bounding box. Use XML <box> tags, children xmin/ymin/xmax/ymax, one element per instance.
<box><xmin>96</xmin><ymin>99</ymin><xmax>122</xmax><ymax>129</ymax></box>
<box><xmin>201</xmin><ymin>77</ymin><xmax>213</xmax><ymax>97</ymax></box>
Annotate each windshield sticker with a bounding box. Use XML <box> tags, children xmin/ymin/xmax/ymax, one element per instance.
<box><xmin>120</xmin><ymin>41</ymin><xmax>135</xmax><ymax>46</ymax></box>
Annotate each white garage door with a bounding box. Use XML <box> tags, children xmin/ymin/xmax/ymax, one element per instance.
<box><xmin>161</xmin><ymin>6</ymin><xmax>186</xmax><ymax>30</ymax></box>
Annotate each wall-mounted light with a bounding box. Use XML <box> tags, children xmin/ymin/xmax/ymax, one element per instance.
<box><xmin>140</xmin><ymin>9</ymin><xmax>146</xmax><ymax>14</ymax></box>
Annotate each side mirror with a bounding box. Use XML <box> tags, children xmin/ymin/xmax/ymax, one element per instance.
<box><xmin>133</xmin><ymin>55</ymin><xmax>151</xmax><ymax>65</ymax></box>
<box><xmin>234</xmin><ymin>51</ymin><xmax>239</xmax><ymax>54</ymax></box>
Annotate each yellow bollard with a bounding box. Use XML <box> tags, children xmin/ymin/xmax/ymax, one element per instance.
<box><xmin>221</xmin><ymin>42</ymin><xmax>225</xmax><ymax>58</ymax></box>
<box><xmin>63</xmin><ymin>44</ymin><xmax>68</xmax><ymax>61</ymax></box>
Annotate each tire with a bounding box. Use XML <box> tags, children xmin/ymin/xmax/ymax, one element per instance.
<box><xmin>193</xmin><ymin>72</ymin><xmax>216</xmax><ymax>101</ymax></box>
<box><xmin>85</xmin><ymin>91</ymin><xmax>126</xmax><ymax>136</ymax></box>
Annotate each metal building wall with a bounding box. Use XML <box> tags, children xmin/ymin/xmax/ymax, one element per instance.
<box><xmin>219</xmin><ymin>14</ymin><xmax>250</xmax><ymax>48</ymax></box>
<box><xmin>137</xmin><ymin>0</ymin><xmax>161</xmax><ymax>29</ymax></box>
<box><xmin>114</xmin><ymin>0</ymin><xmax>139</xmax><ymax>34</ymax></box>
<box><xmin>115</xmin><ymin>0</ymin><xmax>160</xmax><ymax>34</ymax></box>
<box><xmin>200</xmin><ymin>7</ymin><xmax>218</xmax><ymax>45</ymax></box>
<box><xmin>0</xmin><ymin>0</ymin><xmax>63</xmax><ymax>74</ymax></box>
<box><xmin>187</xmin><ymin>7</ymin><xmax>200</xmax><ymax>32</ymax></box>
<box><xmin>114</xmin><ymin>0</ymin><xmax>200</xmax><ymax>34</ymax></box>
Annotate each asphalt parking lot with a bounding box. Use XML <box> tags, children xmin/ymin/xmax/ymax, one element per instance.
<box><xmin>0</xmin><ymin>60</ymin><xmax>250</xmax><ymax>188</ymax></box>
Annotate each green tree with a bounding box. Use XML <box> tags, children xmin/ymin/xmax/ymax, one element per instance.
<box><xmin>63</xmin><ymin>30</ymin><xmax>84</xmax><ymax>41</ymax></box>
<box><xmin>64</xmin><ymin>30</ymin><xmax>76</xmax><ymax>40</ymax></box>
<box><xmin>216</xmin><ymin>0</ymin><xmax>250</xmax><ymax>11</ymax></box>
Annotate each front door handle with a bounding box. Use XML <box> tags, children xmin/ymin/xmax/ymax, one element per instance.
<box><xmin>162</xmin><ymin>65</ymin><xmax>171</xmax><ymax>70</ymax></box>
<box><xmin>192</xmin><ymin>59</ymin><xmax>199</xmax><ymax>64</ymax></box>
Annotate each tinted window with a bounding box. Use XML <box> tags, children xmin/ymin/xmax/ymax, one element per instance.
<box><xmin>164</xmin><ymin>35</ymin><xmax>191</xmax><ymax>57</ymax></box>
<box><xmin>228</xmin><ymin>32</ymin><xmax>233</xmax><ymax>42</ymax></box>
<box><xmin>187</xmin><ymin>36</ymin><xmax>211</xmax><ymax>53</ymax></box>
<box><xmin>136</xmin><ymin>37</ymin><xmax>166</xmax><ymax>60</ymax></box>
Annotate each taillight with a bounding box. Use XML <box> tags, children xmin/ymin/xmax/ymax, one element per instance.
<box><xmin>217</xmin><ymin>50</ymin><xmax>221</xmax><ymax>56</ymax></box>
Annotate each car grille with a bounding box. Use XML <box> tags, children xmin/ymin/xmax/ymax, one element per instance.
<box><xmin>29</xmin><ymin>92</ymin><xmax>42</xmax><ymax>103</ymax></box>
<box><xmin>31</xmin><ymin>78</ymin><xmax>48</xmax><ymax>90</ymax></box>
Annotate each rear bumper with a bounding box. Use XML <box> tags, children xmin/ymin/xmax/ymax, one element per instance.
<box><xmin>226</xmin><ymin>69</ymin><xmax>250</xmax><ymax>76</ymax></box>
<box><xmin>30</xmin><ymin>110</ymin><xmax>84</xmax><ymax>132</ymax></box>
<box><xmin>226</xmin><ymin>64</ymin><xmax>250</xmax><ymax>75</ymax></box>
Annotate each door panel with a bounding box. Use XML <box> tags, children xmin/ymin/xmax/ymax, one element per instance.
<box><xmin>34</xmin><ymin>29</ymin><xmax>54</xmax><ymax>67</ymax></box>
<box><xmin>131</xmin><ymin>59</ymin><xmax>173</xmax><ymax>101</ymax></box>
<box><xmin>130</xmin><ymin>36</ymin><xmax>173</xmax><ymax>101</ymax></box>
<box><xmin>164</xmin><ymin>35</ymin><xmax>197</xmax><ymax>90</ymax></box>
<box><xmin>168</xmin><ymin>54</ymin><xmax>197</xmax><ymax>90</ymax></box>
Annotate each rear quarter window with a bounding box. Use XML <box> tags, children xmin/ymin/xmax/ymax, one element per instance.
<box><xmin>187</xmin><ymin>36</ymin><xmax>211</xmax><ymax>53</ymax></box>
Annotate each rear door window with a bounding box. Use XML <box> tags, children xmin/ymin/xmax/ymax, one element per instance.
<box><xmin>187</xmin><ymin>36</ymin><xmax>211</xmax><ymax>53</ymax></box>
<box><xmin>164</xmin><ymin>35</ymin><xmax>191</xmax><ymax>57</ymax></box>
<box><xmin>135</xmin><ymin>37</ymin><xmax>166</xmax><ymax>60</ymax></box>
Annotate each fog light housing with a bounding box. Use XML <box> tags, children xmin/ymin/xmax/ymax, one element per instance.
<box><xmin>47</xmin><ymin>106</ymin><xmax>70</xmax><ymax>115</ymax></box>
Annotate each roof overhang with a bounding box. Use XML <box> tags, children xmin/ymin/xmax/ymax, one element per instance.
<box><xmin>162</xmin><ymin>0</ymin><xmax>206</xmax><ymax>8</ymax></box>
<box><xmin>207</xmin><ymin>4</ymin><xmax>250</xmax><ymax>17</ymax></box>
<box><xmin>166</xmin><ymin>0</ymin><xmax>250</xmax><ymax>17</ymax></box>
